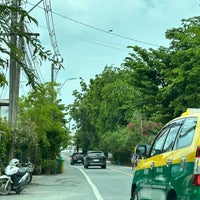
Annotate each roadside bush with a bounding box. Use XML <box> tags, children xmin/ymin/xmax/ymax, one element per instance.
<box><xmin>42</xmin><ymin>159</ymin><xmax>58</xmax><ymax>174</ymax></box>
<box><xmin>112</xmin><ymin>151</ymin><xmax>131</xmax><ymax>166</ymax></box>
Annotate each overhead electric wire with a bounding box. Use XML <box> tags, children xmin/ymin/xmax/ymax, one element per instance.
<box><xmin>24</xmin><ymin>45</ymin><xmax>43</xmax><ymax>84</ymax></box>
<box><xmin>24</xmin><ymin>24</ymin><xmax>44</xmax><ymax>84</ymax></box>
<box><xmin>43</xmin><ymin>0</ymin><xmax>62</xmax><ymax>59</ymax></box>
<box><xmin>43</xmin><ymin>0</ymin><xmax>63</xmax><ymax>81</ymax></box>
<box><xmin>28</xmin><ymin>21</ymin><xmax>130</xmax><ymax>51</ymax></box>
<box><xmin>28</xmin><ymin>0</ymin><xmax>43</xmax><ymax>13</ymax></box>
<box><xmin>53</xmin><ymin>12</ymin><xmax>160</xmax><ymax>48</ymax></box>
<box><xmin>63</xmin><ymin>33</ymin><xmax>130</xmax><ymax>52</ymax></box>
<box><xmin>20</xmin><ymin>71</ymin><xmax>32</xmax><ymax>96</ymax></box>
<box><xmin>26</xmin><ymin>1</ymin><xmax>160</xmax><ymax>48</ymax></box>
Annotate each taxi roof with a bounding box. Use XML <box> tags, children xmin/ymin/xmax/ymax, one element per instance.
<box><xmin>181</xmin><ymin>108</ymin><xmax>200</xmax><ymax>116</ymax></box>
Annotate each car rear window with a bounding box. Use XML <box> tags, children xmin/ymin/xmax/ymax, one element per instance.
<box><xmin>88</xmin><ymin>152</ymin><xmax>104</xmax><ymax>156</ymax></box>
<box><xmin>175</xmin><ymin>117</ymin><xmax>197</xmax><ymax>149</ymax></box>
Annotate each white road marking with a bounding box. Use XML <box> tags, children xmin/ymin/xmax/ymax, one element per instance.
<box><xmin>75</xmin><ymin>166</ymin><xmax>104</xmax><ymax>200</ymax></box>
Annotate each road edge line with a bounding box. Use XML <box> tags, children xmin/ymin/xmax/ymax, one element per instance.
<box><xmin>75</xmin><ymin>166</ymin><xmax>104</xmax><ymax>200</ymax></box>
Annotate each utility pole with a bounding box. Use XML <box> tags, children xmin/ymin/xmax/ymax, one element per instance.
<box><xmin>51</xmin><ymin>63</ymin><xmax>54</xmax><ymax>82</ymax></box>
<box><xmin>7</xmin><ymin>1</ymin><xmax>40</xmax><ymax>159</ymax></box>
<box><xmin>8</xmin><ymin>0</ymin><xmax>21</xmax><ymax>159</ymax></box>
<box><xmin>51</xmin><ymin>62</ymin><xmax>62</xmax><ymax>82</ymax></box>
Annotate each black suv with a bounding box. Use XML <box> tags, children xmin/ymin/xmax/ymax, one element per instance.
<box><xmin>84</xmin><ymin>150</ymin><xmax>106</xmax><ymax>169</ymax></box>
<box><xmin>70</xmin><ymin>153</ymin><xmax>84</xmax><ymax>165</ymax></box>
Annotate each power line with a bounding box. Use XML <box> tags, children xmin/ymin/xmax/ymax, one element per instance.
<box><xmin>28</xmin><ymin>0</ymin><xmax>43</xmax><ymax>13</ymax></box>
<box><xmin>26</xmin><ymin>1</ymin><xmax>160</xmax><ymax>48</ymax></box>
<box><xmin>24</xmin><ymin>24</ymin><xmax>44</xmax><ymax>83</ymax></box>
<box><xmin>52</xmin><ymin>12</ymin><xmax>160</xmax><ymax>48</ymax></box>
<box><xmin>43</xmin><ymin>0</ymin><xmax>62</xmax><ymax>59</ymax></box>
<box><xmin>27</xmin><ymin>21</ymin><xmax>130</xmax><ymax>52</ymax></box>
<box><xmin>42</xmin><ymin>0</ymin><xmax>63</xmax><ymax>81</ymax></box>
<box><xmin>63</xmin><ymin>33</ymin><xmax>130</xmax><ymax>52</ymax></box>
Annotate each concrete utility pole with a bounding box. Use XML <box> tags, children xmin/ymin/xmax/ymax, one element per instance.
<box><xmin>7</xmin><ymin>1</ymin><xmax>40</xmax><ymax>159</ymax></box>
<box><xmin>51</xmin><ymin>62</ymin><xmax>62</xmax><ymax>82</ymax></box>
<box><xmin>7</xmin><ymin>0</ymin><xmax>41</xmax><ymax>159</ymax></box>
<box><xmin>8</xmin><ymin>0</ymin><xmax>21</xmax><ymax>159</ymax></box>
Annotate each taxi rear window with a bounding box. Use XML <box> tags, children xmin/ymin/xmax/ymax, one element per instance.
<box><xmin>175</xmin><ymin>117</ymin><xmax>197</xmax><ymax>150</ymax></box>
<box><xmin>149</xmin><ymin>117</ymin><xmax>197</xmax><ymax>157</ymax></box>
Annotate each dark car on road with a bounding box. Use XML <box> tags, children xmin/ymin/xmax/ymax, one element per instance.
<box><xmin>84</xmin><ymin>150</ymin><xmax>106</xmax><ymax>169</ymax></box>
<box><xmin>70</xmin><ymin>152</ymin><xmax>84</xmax><ymax>165</ymax></box>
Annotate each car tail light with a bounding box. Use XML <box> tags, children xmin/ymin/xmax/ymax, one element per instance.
<box><xmin>193</xmin><ymin>146</ymin><xmax>200</xmax><ymax>186</ymax></box>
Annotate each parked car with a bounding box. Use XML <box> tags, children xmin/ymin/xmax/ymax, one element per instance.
<box><xmin>70</xmin><ymin>152</ymin><xmax>84</xmax><ymax>165</ymax></box>
<box><xmin>130</xmin><ymin>108</ymin><xmax>200</xmax><ymax>200</ymax></box>
<box><xmin>84</xmin><ymin>150</ymin><xmax>106</xmax><ymax>169</ymax></box>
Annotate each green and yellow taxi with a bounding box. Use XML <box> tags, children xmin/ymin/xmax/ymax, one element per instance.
<box><xmin>130</xmin><ymin>108</ymin><xmax>200</xmax><ymax>200</ymax></box>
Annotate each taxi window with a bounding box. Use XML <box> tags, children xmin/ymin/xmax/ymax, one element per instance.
<box><xmin>163</xmin><ymin>119</ymin><xmax>184</xmax><ymax>153</ymax></box>
<box><xmin>150</xmin><ymin>127</ymin><xmax>169</xmax><ymax>157</ymax></box>
<box><xmin>175</xmin><ymin>117</ymin><xmax>197</xmax><ymax>149</ymax></box>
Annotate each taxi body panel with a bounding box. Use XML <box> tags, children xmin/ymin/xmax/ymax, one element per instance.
<box><xmin>130</xmin><ymin>110</ymin><xmax>200</xmax><ymax>200</ymax></box>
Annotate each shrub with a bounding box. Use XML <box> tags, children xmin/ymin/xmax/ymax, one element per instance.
<box><xmin>42</xmin><ymin>159</ymin><xmax>57</xmax><ymax>174</ymax></box>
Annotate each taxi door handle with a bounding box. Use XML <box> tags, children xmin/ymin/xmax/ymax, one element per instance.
<box><xmin>166</xmin><ymin>158</ymin><xmax>172</xmax><ymax>167</ymax></box>
<box><xmin>180</xmin><ymin>157</ymin><xmax>186</xmax><ymax>171</ymax></box>
<box><xmin>151</xmin><ymin>162</ymin><xmax>154</xmax><ymax>169</ymax></box>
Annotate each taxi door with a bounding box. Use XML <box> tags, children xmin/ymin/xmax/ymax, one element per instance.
<box><xmin>136</xmin><ymin>157</ymin><xmax>154</xmax><ymax>199</ymax></box>
<box><xmin>150</xmin><ymin>120</ymin><xmax>184</xmax><ymax>200</ymax></box>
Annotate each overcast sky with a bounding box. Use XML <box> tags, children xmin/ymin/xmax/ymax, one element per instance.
<box><xmin>21</xmin><ymin>0</ymin><xmax>200</xmax><ymax>106</ymax></box>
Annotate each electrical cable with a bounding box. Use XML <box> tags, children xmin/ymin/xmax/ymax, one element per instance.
<box><xmin>42</xmin><ymin>0</ymin><xmax>63</xmax><ymax>81</ymax></box>
<box><xmin>42</xmin><ymin>1</ymin><xmax>62</xmax><ymax>58</ymax></box>
<box><xmin>26</xmin><ymin>21</ymin><xmax>130</xmax><ymax>52</ymax></box>
<box><xmin>62</xmin><ymin>33</ymin><xmax>130</xmax><ymax>52</ymax></box>
<box><xmin>26</xmin><ymin>1</ymin><xmax>160</xmax><ymax>47</ymax></box>
<box><xmin>24</xmin><ymin>24</ymin><xmax>44</xmax><ymax>84</ymax></box>
<box><xmin>52</xmin><ymin>12</ymin><xmax>160</xmax><ymax>48</ymax></box>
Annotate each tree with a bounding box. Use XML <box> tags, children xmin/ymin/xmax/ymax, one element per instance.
<box><xmin>163</xmin><ymin>16</ymin><xmax>200</xmax><ymax>117</ymax></box>
<box><xmin>68</xmin><ymin>77</ymin><xmax>97</xmax><ymax>150</ymax></box>
<box><xmin>18</xmin><ymin>82</ymin><xmax>69</xmax><ymax>163</ymax></box>
<box><xmin>0</xmin><ymin>2</ymin><xmax>62</xmax><ymax>87</ymax></box>
<box><xmin>0</xmin><ymin>2</ymin><xmax>64</xmax><ymax>162</ymax></box>
<box><xmin>68</xmin><ymin>66</ymin><xmax>140</xmax><ymax>151</ymax></box>
<box><xmin>69</xmin><ymin>16</ymin><xmax>200</xmax><ymax>164</ymax></box>
<box><xmin>123</xmin><ymin>45</ymin><xmax>172</xmax><ymax>122</ymax></box>
<box><xmin>123</xmin><ymin>16</ymin><xmax>200</xmax><ymax>123</ymax></box>
<box><xmin>0</xmin><ymin>119</ymin><xmax>11</xmax><ymax>169</ymax></box>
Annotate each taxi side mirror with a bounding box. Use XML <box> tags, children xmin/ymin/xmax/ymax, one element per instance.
<box><xmin>136</xmin><ymin>145</ymin><xmax>147</xmax><ymax>157</ymax></box>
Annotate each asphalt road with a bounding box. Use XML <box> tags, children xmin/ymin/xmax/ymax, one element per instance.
<box><xmin>2</xmin><ymin>152</ymin><xmax>133</xmax><ymax>200</ymax></box>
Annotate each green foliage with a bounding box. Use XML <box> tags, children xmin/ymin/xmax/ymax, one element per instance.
<box><xmin>0</xmin><ymin>3</ymin><xmax>63</xmax><ymax>87</ymax></box>
<box><xmin>122</xmin><ymin>16</ymin><xmax>200</xmax><ymax>123</ymax></box>
<box><xmin>17</xmin><ymin>82</ymin><xmax>70</xmax><ymax>164</ymax></box>
<box><xmin>42</xmin><ymin>159</ymin><xmax>58</xmax><ymax>174</ymax></box>
<box><xmin>0</xmin><ymin>119</ymin><xmax>11</xmax><ymax>166</ymax></box>
<box><xmin>99</xmin><ymin>111</ymin><xmax>162</xmax><ymax>164</ymax></box>
<box><xmin>162</xmin><ymin>17</ymin><xmax>200</xmax><ymax>118</ymax></box>
<box><xmin>68</xmin><ymin>16</ymin><xmax>200</xmax><ymax>164</ymax></box>
<box><xmin>123</xmin><ymin>45</ymin><xmax>170</xmax><ymax>122</ymax></box>
<box><xmin>0</xmin><ymin>4</ymin><xmax>65</xmax><ymax>163</ymax></box>
<box><xmin>68</xmin><ymin>67</ymin><xmax>139</xmax><ymax>151</ymax></box>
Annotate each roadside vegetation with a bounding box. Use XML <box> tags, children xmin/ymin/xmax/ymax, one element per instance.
<box><xmin>67</xmin><ymin>16</ymin><xmax>200</xmax><ymax>164</ymax></box>
<box><xmin>1</xmin><ymin>2</ymin><xmax>200</xmax><ymax>170</ymax></box>
<box><xmin>0</xmin><ymin>3</ymin><xmax>67</xmax><ymax>173</ymax></box>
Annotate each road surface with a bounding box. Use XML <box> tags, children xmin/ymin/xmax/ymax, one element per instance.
<box><xmin>2</xmin><ymin>152</ymin><xmax>133</xmax><ymax>200</ymax></box>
